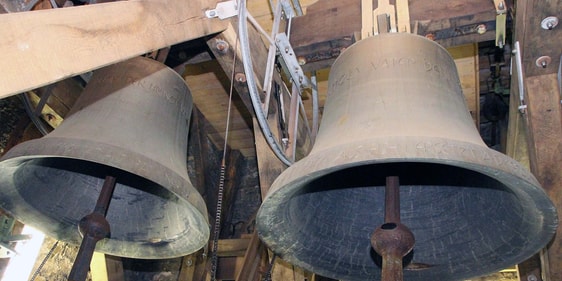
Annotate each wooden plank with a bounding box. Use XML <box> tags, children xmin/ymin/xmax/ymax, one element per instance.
<box><xmin>178</xmin><ymin>253</ymin><xmax>198</xmax><ymax>281</ymax></box>
<box><xmin>524</xmin><ymin>74</ymin><xmax>562</xmax><ymax>281</ymax></box>
<box><xmin>514</xmin><ymin>0</ymin><xmax>562</xmax><ymax>77</ymax></box>
<box><xmin>206</xmin><ymin>21</ymin><xmax>270</xmax><ymax>114</ymax></box>
<box><xmin>448</xmin><ymin>43</ymin><xmax>480</xmax><ymax>127</ymax></box>
<box><xmin>235</xmin><ymin>231</ymin><xmax>267</xmax><ymax>281</ymax></box>
<box><xmin>104</xmin><ymin>255</ymin><xmax>125</xmax><ymax>281</ymax></box>
<box><xmin>290</xmin><ymin>0</ymin><xmax>499</xmax><ymax>71</ymax></box>
<box><xmin>0</xmin><ymin>0</ymin><xmax>226</xmax><ymax>99</ymax></box>
<box><xmin>91</xmin><ymin>252</ymin><xmax>109</xmax><ymax>281</ymax></box>
<box><xmin>217</xmin><ymin>238</ymin><xmax>251</xmax><ymax>257</ymax></box>
<box><xmin>184</xmin><ymin>59</ymin><xmax>255</xmax><ymax>157</ymax></box>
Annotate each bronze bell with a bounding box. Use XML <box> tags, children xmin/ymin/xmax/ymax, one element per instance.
<box><xmin>0</xmin><ymin>57</ymin><xmax>209</xmax><ymax>259</ymax></box>
<box><xmin>256</xmin><ymin>33</ymin><xmax>558</xmax><ymax>280</ymax></box>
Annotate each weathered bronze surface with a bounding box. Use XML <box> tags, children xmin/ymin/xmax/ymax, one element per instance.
<box><xmin>256</xmin><ymin>33</ymin><xmax>558</xmax><ymax>281</ymax></box>
<box><xmin>0</xmin><ymin>57</ymin><xmax>209</xmax><ymax>259</ymax></box>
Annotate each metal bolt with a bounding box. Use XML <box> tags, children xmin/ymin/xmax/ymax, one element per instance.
<box><xmin>477</xmin><ymin>24</ymin><xmax>487</xmax><ymax>34</ymax></box>
<box><xmin>297</xmin><ymin>56</ymin><xmax>307</xmax><ymax>65</ymax></box>
<box><xmin>285</xmin><ymin>47</ymin><xmax>290</xmax><ymax>53</ymax></box>
<box><xmin>498</xmin><ymin>1</ymin><xmax>505</xmax><ymax>10</ymax></box>
<box><xmin>235</xmin><ymin>73</ymin><xmax>247</xmax><ymax>83</ymax></box>
<box><xmin>186</xmin><ymin>259</ymin><xmax>193</xmax><ymax>266</ymax></box>
<box><xmin>535</xmin><ymin>56</ymin><xmax>552</xmax><ymax>68</ymax></box>
<box><xmin>215</xmin><ymin>40</ymin><xmax>229</xmax><ymax>53</ymax></box>
<box><xmin>45</xmin><ymin>113</ymin><xmax>56</xmax><ymax>121</ymax></box>
<box><xmin>541</xmin><ymin>16</ymin><xmax>559</xmax><ymax>30</ymax></box>
<box><xmin>527</xmin><ymin>274</ymin><xmax>538</xmax><ymax>281</ymax></box>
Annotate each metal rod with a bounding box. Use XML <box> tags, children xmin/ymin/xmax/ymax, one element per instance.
<box><xmin>68</xmin><ymin>176</ymin><xmax>116</xmax><ymax>281</ymax></box>
<box><xmin>93</xmin><ymin>175</ymin><xmax>117</xmax><ymax>216</ymax></box>
<box><xmin>384</xmin><ymin>176</ymin><xmax>400</xmax><ymax>223</ymax></box>
<box><xmin>371</xmin><ymin>176</ymin><xmax>415</xmax><ymax>281</ymax></box>
<box><xmin>381</xmin><ymin>250</ymin><xmax>405</xmax><ymax>281</ymax></box>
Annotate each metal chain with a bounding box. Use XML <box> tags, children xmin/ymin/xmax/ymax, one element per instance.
<box><xmin>210</xmin><ymin>164</ymin><xmax>226</xmax><ymax>281</ymax></box>
<box><xmin>210</xmin><ymin>25</ymin><xmax>239</xmax><ymax>281</ymax></box>
<box><xmin>30</xmin><ymin>240</ymin><xmax>59</xmax><ymax>281</ymax></box>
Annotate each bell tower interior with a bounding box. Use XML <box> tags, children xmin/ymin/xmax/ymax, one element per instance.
<box><xmin>0</xmin><ymin>0</ymin><xmax>560</xmax><ymax>281</ymax></box>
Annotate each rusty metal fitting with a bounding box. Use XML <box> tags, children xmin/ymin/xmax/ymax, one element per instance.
<box><xmin>235</xmin><ymin>73</ymin><xmax>247</xmax><ymax>83</ymax></box>
<box><xmin>371</xmin><ymin>222</ymin><xmax>415</xmax><ymax>257</ymax></box>
<box><xmin>78</xmin><ymin>213</ymin><xmax>111</xmax><ymax>240</ymax></box>
<box><xmin>215</xmin><ymin>39</ymin><xmax>229</xmax><ymax>53</ymax></box>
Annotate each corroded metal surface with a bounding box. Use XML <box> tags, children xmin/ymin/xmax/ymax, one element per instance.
<box><xmin>256</xmin><ymin>33</ymin><xmax>558</xmax><ymax>281</ymax></box>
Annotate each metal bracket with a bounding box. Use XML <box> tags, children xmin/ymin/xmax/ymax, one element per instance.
<box><xmin>275</xmin><ymin>33</ymin><xmax>310</xmax><ymax>90</ymax></box>
<box><xmin>205</xmin><ymin>0</ymin><xmax>238</xmax><ymax>20</ymax></box>
<box><xmin>558</xmin><ymin>56</ymin><xmax>562</xmax><ymax>104</ymax></box>
<box><xmin>493</xmin><ymin>0</ymin><xmax>507</xmax><ymax>48</ymax></box>
<box><xmin>373</xmin><ymin>0</ymin><xmax>397</xmax><ymax>35</ymax></box>
<box><xmin>511</xmin><ymin>41</ymin><xmax>527</xmax><ymax>113</ymax></box>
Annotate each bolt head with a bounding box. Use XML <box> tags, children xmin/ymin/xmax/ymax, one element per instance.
<box><xmin>477</xmin><ymin>24</ymin><xmax>487</xmax><ymax>34</ymax></box>
<box><xmin>235</xmin><ymin>73</ymin><xmax>247</xmax><ymax>83</ymax></box>
<box><xmin>541</xmin><ymin>16</ymin><xmax>559</xmax><ymax>30</ymax></box>
<box><xmin>535</xmin><ymin>56</ymin><xmax>552</xmax><ymax>68</ymax></box>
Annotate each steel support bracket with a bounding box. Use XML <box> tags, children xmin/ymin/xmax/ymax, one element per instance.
<box><xmin>373</xmin><ymin>0</ymin><xmax>397</xmax><ymax>35</ymax></box>
<box><xmin>205</xmin><ymin>0</ymin><xmax>238</xmax><ymax>20</ymax></box>
<box><xmin>275</xmin><ymin>32</ymin><xmax>310</xmax><ymax>90</ymax></box>
<box><xmin>493</xmin><ymin>0</ymin><xmax>507</xmax><ymax>48</ymax></box>
<box><xmin>511</xmin><ymin>41</ymin><xmax>527</xmax><ymax>113</ymax></box>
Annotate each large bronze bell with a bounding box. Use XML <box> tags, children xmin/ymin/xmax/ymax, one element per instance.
<box><xmin>256</xmin><ymin>33</ymin><xmax>558</xmax><ymax>281</ymax></box>
<box><xmin>0</xmin><ymin>57</ymin><xmax>209</xmax><ymax>259</ymax></box>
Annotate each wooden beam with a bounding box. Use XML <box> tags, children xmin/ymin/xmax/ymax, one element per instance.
<box><xmin>0</xmin><ymin>0</ymin><xmax>226</xmax><ymax>99</ymax></box>
<box><xmin>206</xmin><ymin>21</ymin><xmax>271</xmax><ymax>114</ymax></box>
<box><xmin>448</xmin><ymin>43</ymin><xmax>480</xmax><ymax>127</ymax></box>
<box><xmin>90</xmin><ymin>252</ymin><xmax>109</xmax><ymax>281</ymax></box>
<box><xmin>235</xmin><ymin>230</ymin><xmax>267</xmax><ymax>281</ymax></box>
<box><xmin>290</xmin><ymin>0</ymin><xmax>499</xmax><ymax>72</ymax></box>
<box><xmin>524</xmin><ymin>73</ymin><xmax>562</xmax><ymax>281</ymax></box>
<box><xmin>514</xmin><ymin>0</ymin><xmax>562</xmax><ymax>77</ymax></box>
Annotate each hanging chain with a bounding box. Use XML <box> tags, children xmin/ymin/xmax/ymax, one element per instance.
<box><xmin>210</xmin><ymin>29</ymin><xmax>239</xmax><ymax>281</ymax></box>
<box><xmin>210</xmin><ymin>164</ymin><xmax>226</xmax><ymax>281</ymax></box>
<box><xmin>30</xmin><ymin>240</ymin><xmax>59</xmax><ymax>281</ymax></box>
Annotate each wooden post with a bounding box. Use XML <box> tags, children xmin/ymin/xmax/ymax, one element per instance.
<box><xmin>524</xmin><ymin>74</ymin><xmax>562</xmax><ymax>281</ymax></box>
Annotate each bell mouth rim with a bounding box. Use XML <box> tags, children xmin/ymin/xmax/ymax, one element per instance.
<box><xmin>0</xmin><ymin>136</ymin><xmax>210</xmax><ymax>259</ymax></box>
<box><xmin>257</xmin><ymin>136</ymin><xmax>558</xmax><ymax>280</ymax></box>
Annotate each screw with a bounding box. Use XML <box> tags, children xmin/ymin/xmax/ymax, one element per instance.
<box><xmin>477</xmin><ymin>24</ymin><xmax>487</xmax><ymax>34</ymax></box>
<box><xmin>527</xmin><ymin>274</ymin><xmax>538</xmax><ymax>281</ymax></box>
